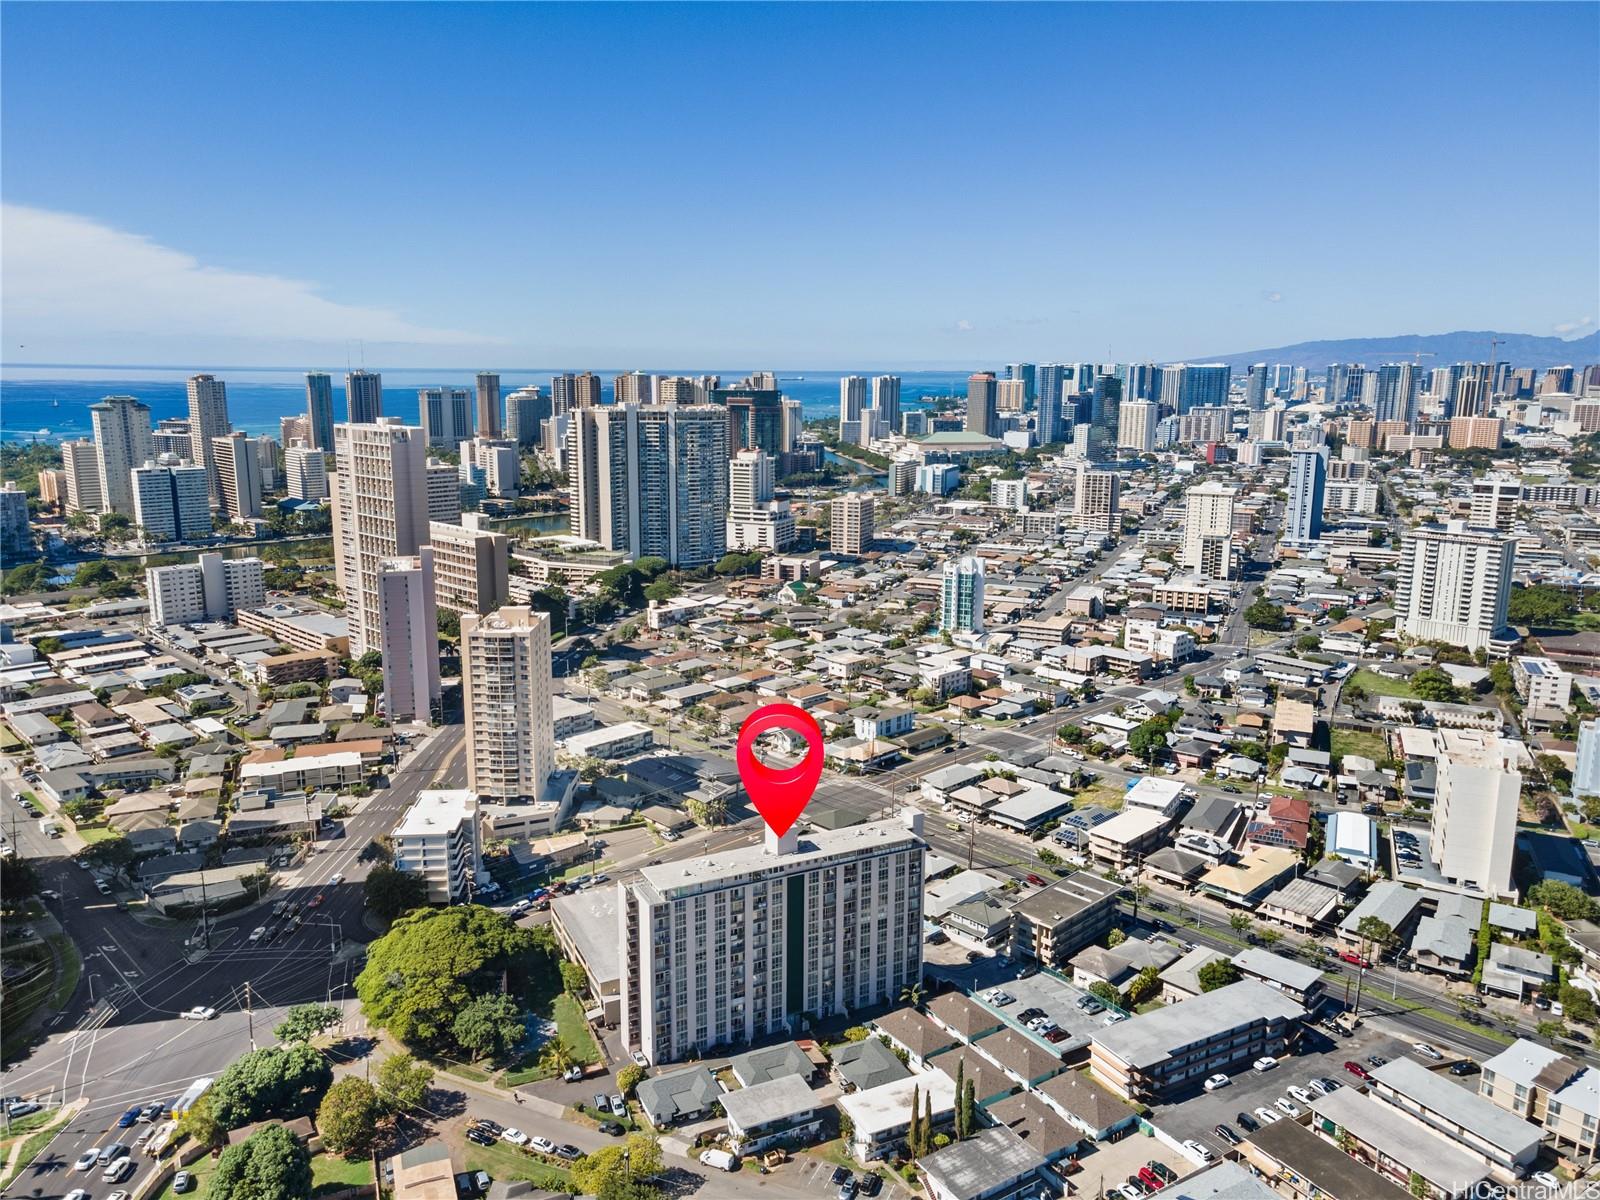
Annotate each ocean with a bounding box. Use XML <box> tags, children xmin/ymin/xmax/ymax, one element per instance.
<box><xmin>0</xmin><ymin>366</ymin><xmax>974</xmax><ymax>445</ymax></box>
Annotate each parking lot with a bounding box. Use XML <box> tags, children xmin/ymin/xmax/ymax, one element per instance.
<box><xmin>789</xmin><ymin>1154</ymin><xmax>914</xmax><ymax>1200</ymax></box>
<box><xmin>1071</xmin><ymin>1131</ymin><xmax>1191</xmax><ymax>1200</ymax></box>
<box><xmin>1150</xmin><ymin>1023</ymin><xmax>1419</xmax><ymax>1156</ymax></box>
<box><xmin>990</xmin><ymin>970</ymin><xmax>1124</xmax><ymax>1057</ymax></box>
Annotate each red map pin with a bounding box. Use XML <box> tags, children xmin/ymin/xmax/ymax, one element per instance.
<box><xmin>736</xmin><ymin>703</ymin><xmax>825</xmax><ymax>838</ymax></box>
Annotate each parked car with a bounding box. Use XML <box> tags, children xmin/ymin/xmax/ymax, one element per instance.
<box><xmin>1214</xmin><ymin>1124</ymin><xmax>1242</xmax><ymax>1147</ymax></box>
<box><xmin>529</xmin><ymin>1136</ymin><xmax>555</xmax><ymax>1154</ymax></box>
<box><xmin>563</xmin><ymin>1066</ymin><xmax>583</xmax><ymax>1083</ymax></box>
<box><xmin>1253</xmin><ymin>1107</ymin><xmax>1282</xmax><ymax>1125</ymax></box>
<box><xmin>1252</xmin><ymin>1056</ymin><xmax>1279</xmax><ymax>1072</ymax></box>
<box><xmin>1287</xmin><ymin>1085</ymin><xmax>1315</xmax><ymax>1106</ymax></box>
<box><xmin>181</xmin><ymin>1006</ymin><xmax>217</xmax><ymax>1021</ymax></box>
<box><xmin>501</xmin><ymin>1129</ymin><xmax>529</xmax><ymax>1146</ymax></box>
<box><xmin>1137</xmin><ymin>1167</ymin><xmax>1164</xmax><ymax>1191</ymax></box>
<box><xmin>1531</xmin><ymin>1172</ymin><xmax>1561</xmax><ymax>1190</ymax></box>
<box><xmin>173</xmin><ymin>1172</ymin><xmax>194</xmax><ymax>1193</ymax></box>
<box><xmin>554</xmin><ymin>1144</ymin><xmax>581</xmax><ymax>1161</ymax></box>
<box><xmin>1147</xmin><ymin>1162</ymin><xmax>1177</xmax><ymax>1186</ymax></box>
<box><xmin>1234</xmin><ymin>1112</ymin><xmax>1259</xmax><ymax>1133</ymax></box>
<box><xmin>1274</xmin><ymin>1097</ymin><xmax>1302</xmax><ymax>1118</ymax></box>
<box><xmin>592</xmin><ymin>1094</ymin><xmax>610</xmax><ymax>1113</ymax></box>
<box><xmin>1203</xmin><ymin>1073</ymin><xmax>1231</xmax><ymax>1092</ymax></box>
<box><xmin>1344</xmin><ymin>1061</ymin><xmax>1372</xmax><ymax>1080</ymax></box>
<box><xmin>1449</xmin><ymin>1061</ymin><xmax>1480</xmax><ymax>1077</ymax></box>
<box><xmin>1338</xmin><ymin>951</ymin><xmax>1372</xmax><ymax>968</ymax></box>
<box><xmin>1367</xmin><ymin>1054</ymin><xmax>1388</xmax><ymax>1068</ymax></box>
<box><xmin>1123</xmin><ymin>1177</ymin><xmax>1150</xmax><ymax>1197</ymax></box>
<box><xmin>1181</xmin><ymin>1140</ymin><xmax>1215</xmax><ymax>1164</ymax></box>
<box><xmin>631</xmin><ymin>1050</ymin><xmax>650</xmax><ymax>1068</ymax></box>
<box><xmin>466</xmin><ymin>1128</ymin><xmax>496</xmax><ymax>1147</ymax></box>
<box><xmin>1412</xmin><ymin>1042</ymin><xmax>1443</xmax><ymax>1062</ymax></box>
<box><xmin>473</xmin><ymin>1119</ymin><xmax>502</xmax><ymax>1136</ymax></box>
<box><xmin>1310</xmin><ymin>1078</ymin><xmax>1341</xmax><ymax>1095</ymax></box>
<box><xmin>598</xmin><ymin>1121</ymin><xmax>625</xmax><ymax>1136</ymax></box>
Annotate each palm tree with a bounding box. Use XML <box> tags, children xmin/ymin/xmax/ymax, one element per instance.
<box><xmin>539</xmin><ymin>1040</ymin><xmax>577</xmax><ymax>1077</ymax></box>
<box><xmin>1130</xmin><ymin>882</ymin><xmax>1151</xmax><ymax>926</ymax></box>
<box><xmin>900</xmin><ymin>978</ymin><xmax>928</xmax><ymax>1009</ymax></box>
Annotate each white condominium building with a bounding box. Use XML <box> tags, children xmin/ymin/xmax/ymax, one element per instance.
<box><xmin>940</xmin><ymin>554</ymin><xmax>986</xmax><ymax>634</ymax></box>
<box><xmin>831</xmin><ymin>492</ymin><xmax>875</xmax><ymax>555</ymax></box>
<box><xmin>1430</xmin><ymin>730</ymin><xmax>1520</xmax><ymax>899</ymax></box>
<box><xmin>60</xmin><ymin>439</ymin><xmax>105</xmax><ymax>516</ymax></box>
<box><xmin>285</xmin><ymin>443</ymin><xmax>329</xmax><ymax>501</ymax></box>
<box><xmin>426</xmin><ymin>458</ymin><xmax>462</xmax><ymax>524</ymax></box>
<box><xmin>1117</xmin><ymin>400</ymin><xmax>1158</xmax><ymax>452</ymax></box>
<box><xmin>89</xmin><ymin>394</ymin><xmax>155</xmax><ymax>517</ymax></box>
<box><xmin>1181</xmin><ymin>481</ymin><xmax>1236</xmax><ymax>581</ymax></box>
<box><xmin>566</xmin><ymin>405</ymin><xmax>729</xmax><ymax>568</ymax></box>
<box><xmin>186</xmin><ymin>374</ymin><xmax>232</xmax><ymax>506</ymax></box>
<box><xmin>1073</xmin><ymin>465</ymin><xmax>1121</xmax><ymax>535</ymax></box>
<box><xmin>132</xmin><ymin>456</ymin><xmax>210</xmax><ymax>543</ymax></box>
<box><xmin>332</xmin><ymin>419</ymin><xmax>431</xmax><ymax>658</ymax></box>
<box><xmin>392</xmin><ymin>789</ymin><xmax>481</xmax><ymax>904</ymax></box>
<box><xmin>146</xmin><ymin>553</ymin><xmax>266</xmax><ymax>627</ymax></box>
<box><xmin>461</xmin><ymin>605</ymin><xmax>556</xmax><ymax>804</ymax></box>
<box><xmin>1394</xmin><ymin>520</ymin><xmax>1513</xmax><ymax>652</ymax></box>
<box><xmin>621</xmin><ymin>813</ymin><xmax>927</xmax><ymax>1065</ymax></box>
<box><xmin>459</xmin><ymin>437</ymin><xmax>520</xmax><ymax>498</ymax></box>
<box><xmin>376</xmin><ymin>550</ymin><xmax>441</xmax><ymax>724</ymax></box>
<box><xmin>726</xmin><ymin>449</ymin><xmax>795</xmax><ymax>552</ymax></box>
<box><xmin>428</xmin><ymin>516</ymin><xmax>510</xmax><ymax>617</ymax></box>
<box><xmin>1511</xmin><ymin>656</ymin><xmax>1572</xmax><ymax>723</ymax></box>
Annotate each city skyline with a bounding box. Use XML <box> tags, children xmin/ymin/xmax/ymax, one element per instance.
<box><xmin>2</xmin><ymin>3</ymin><xmax>1596</xmax><ymax>368</ymax></box>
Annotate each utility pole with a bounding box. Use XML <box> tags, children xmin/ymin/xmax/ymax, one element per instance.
<box><xmin>245</xmin><ymin>980</ymin><xmax>255</xmax><ymax>1050</ymax></box>
<box><xmin>198</xmin><ymin>868</ymin><xmax>211</xmax><ymax>950</ymax></box>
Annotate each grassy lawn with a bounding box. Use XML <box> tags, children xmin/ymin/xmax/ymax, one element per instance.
<box><xmin>152</xmin><ymin>1154</ymin><xmax>219</xmax><ymax>1200</ymax></box>
<box><xmin>463</xmin><ymin>1141</ymin><xmax>575</xmax><ymax>1190</ymax></box>
<box><xmin>429</xmin><ymin>1056</ymin><xmax>493</xmax><ymax>1083</ymax></box>
<box><xmin>1331</xmin><ymin>728</ymin><xmax>1390</xmax><ymax>765</ymax></box>
<box><xmin>77</xmin><ymin>825</ymin><xmax>121</xmax><ymax>845</ymax></box>
<box><xmin>1076</xmin><ymin>783</ymin><xmax>1126</xmax><ymax>811</ymax></box>
<box><xmin>553</xmin><ymin>993</ymin><xmax>599</xmax><ymax>1064</ymax></box>
<box><xmin>311</xmin><ymin>1152</ymin><xmax>373</xmax><ymax>1196</ymax></box>
<box><xmin>805</xmin><ymin>1138</ymin><xmax>859</xmax><ymax>1171</ymax></box>
<box><xmin>1348</xmin><ymin>668</ymin><xmax>1416</xmax><ymax>699</ymax></box>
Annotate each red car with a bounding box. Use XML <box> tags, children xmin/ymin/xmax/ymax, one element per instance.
<box><xmin>1338</xmin><ymin>951</ymin><xmax>1372</xmax><ymax>968</ymax></box>
<box><xmin>1025</xmin><ymin>873</ymin><xmax>1048</xmax><ymax>887</ymax></box>
<box><xmin>308</xmin><ymin>893</ymin><xmax>325</xmax><ymax>909</ymax></box>
<box><xmin>1343</xmin><ymin>1060</ymin><xmax>1371</xmax><ymax>1080</ymax></box>
<box><xmin>1137</xmin><ymin>1167</ymin><xmax>1164</xmax><ymax>1191</ymax></box>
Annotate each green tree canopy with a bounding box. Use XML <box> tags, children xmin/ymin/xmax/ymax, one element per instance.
<box><xmin>1508</xmin><ymin>584</ymin><xmax>1577</xmax><ymax>629</ymax></box>
<box><xmin>1410</xmin><ymin>667</ymin><xmax>1462</xmax><ymax>704</ymax></box>
<box><xmin>363</xmin><ymin>863</ymin><xmax>430</xmax><ymax>923</ymax></box>
<box><xmin>208</xmin><ymin>1044</ymin><xmax>333</xmax><ymax>1128</ymax></box>
<box><xmin>355</xmin><ymin>905</ymin><xmax>537</xmax><ymax>1052</ymax></box>
<box><xmin>210</xmin><ymin>1124</ymin><xmax>312</xmax><ymax>1200</ymax></box>
<box><xmin>1529</xmin><ymin>880</ymin><xmax>1600</xmax><ymax>922</ymax></box>
<box><xmin>571</xmin><ymin>1134</ymin><xmax>663</xmax><ymax>1197</ymax></box>
<box><xmin>1198</xmin><ymin>960</ymin><xmax>1242</xmax><ymax>992</ymax></box>
<box><xmin>176</xmin><ymin>1096</ymin><xmax>225</xmax><ymax>1150</ymax></box>
<box><xmin>1244</xmin><ymin>599</ymin><xmax>1288</xmax><ymax>631</ymax></box>
<box><xmin>375</xmin><ymin>1052</ymin><xmax>435</xmax><ymax>1113</ymax></box>
<box><xmin>451</xmin><ymin>993</ymin><xmax>526</xmax><ymax>1061</ymax></box>
<box><xmin>272</xmin><ymin>1002</ymin><xmax>341</xmax><ymax>1044</ymax></box>
<box><xmin>316</xmin><ymin>1077</ymin><xmax>383</xmax><ymax>1157</ymax></box>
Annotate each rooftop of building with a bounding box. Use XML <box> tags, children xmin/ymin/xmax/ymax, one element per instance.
<box><xmin>1092</xmin><ymin>979</ymin><xmax>1306</xmax><ymax>1070</ymax></box>
<box><xmin>634</xmin><ymin>816</ymin><xmax>923</xmax><ymax>901</ymax></box>
<box><xmin>393</xmin><ymin>789</ymin><xmax>477</xmax><ymax>839</ymax></box>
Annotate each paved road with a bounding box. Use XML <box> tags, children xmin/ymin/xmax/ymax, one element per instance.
<box><xmin>0</xmin><ymin>725</ymin><xmax>473</xmax><ymax>1200</ymax></box>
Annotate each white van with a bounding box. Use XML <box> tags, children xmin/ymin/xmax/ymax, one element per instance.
<box><xmin>41</xmin><ymin>821</ymin><xmax>61</xmax><ymax>839</ymax></box>
<box><xmin>698</xmin><ymin>1149</ymin><xmax>738</xmax><ymax>1172</ymax></box>
<box><xmin>102</xmin><ymin>1157</ymin><xmax>133</xmax><ymax>1183</ymax></box>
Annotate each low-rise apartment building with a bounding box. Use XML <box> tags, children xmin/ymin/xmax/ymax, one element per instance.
<box><xmin>1007</xmin><ymin>872</ymin><xmax>1123</xmax><ymax>968</ymax></box>
<box><xmin>1089</xmin><ymin>979</ymin><xmax>1305</xmax><ymax>1102</ymax></box>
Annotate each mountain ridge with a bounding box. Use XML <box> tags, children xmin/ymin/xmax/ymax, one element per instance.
<box><xmin>1194</xmin><ymin>330</ymin><xmax>1599</xmax><ymax>373</ymax></box>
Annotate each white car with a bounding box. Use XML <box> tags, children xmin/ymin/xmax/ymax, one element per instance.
<box><xmin>66</xmin><ymin>1191</ymin><xmax>90</xmax><ymax>1200</ymax></box>
<box><xmin>1274</xmin><ymin>1097</ymin><xmax>1302</xmax><ymax>1118</ymax></box>
<box><xmin>1531</xmin><ymin>1172</ymin><xmax>1562</xmax><ymax>1191</ymax></box>
<box><xmin>1287</xmin><ymin>1085</ymin><xmax>1315</xmax><ymax>1105</ymax></box>
<box><xmin>1253</xmin><ymin>1107</ymin><xmax>1282</xmax><ymax>1125</ymax></box>
<box><xmin>631</xmin><ymin>1049</ymin><xmax>650</xmax><ymax>1068</ymax></box>
<box><xmin>500</xmin><ymin>1129</ymin><xmax>529</xmax><ymax>1146</ymax></box>
<box><xmin>74</xmin><ymin>1151</ymin><xmax>100</xmax><ymax>1172</ymax></box>
<box><xmin>1252</xmin><ymin>1055</ymin><xmax>1279</xmax><ymax>1072</ymax></box>
<box><xmin>181</xmin><ymin>1005</ymin><xmax>218</xmax><ymax>1021</ymax></box>
<box><xmin>1203</xmin><ymin>1073</ymin><xmax>1231</xmax><ymax>1092</ymax></box>
<box><xmin>1182</xmin><ymin>1140</ymin><xmax>1215</xmax><ymax>1164</ymax></box>
<box><xmin>248</xmin><ymin>926</ymin><xmax>266</xmax><ymax>943</ymax></box>
<box><xmin>983</xmin><ymin>989</ymin><xmax>1015</xmax><ymax>1007</ymax></box>
<box><xmin>529</xmin><ymin>1137</ymin><xmax>555</xmax><ymax>1154</ymax></box>
<box><xmin>330</xmin><ymin>873</ymin><xmax>344</xmax><ymax>885</ymax></box>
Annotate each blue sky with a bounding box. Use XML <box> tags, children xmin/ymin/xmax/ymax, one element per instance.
<box><xmin>2</xmin><ymin>2</ymin><xmax>1596</xmax><ymax>368</ymax></box>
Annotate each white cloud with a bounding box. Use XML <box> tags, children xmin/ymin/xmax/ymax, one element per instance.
<box><xmin>1263</xmin><ymin>290</ymin><xmax>1284</xmax><ymax>303</ymax></box>
<box><xmin>1554</xmin><ymin>316</ymin><xmax>1596</xmax><ymax>336</ymax></box>
<box><xmin>953</xmin><ymin>319</ymin><xmax>975</xmax><ymax>333</ymax></box>
<box><xmin>0</xmin><ymin>204</ymin><xmax>498</xmax><ymax>348</ymax></box>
